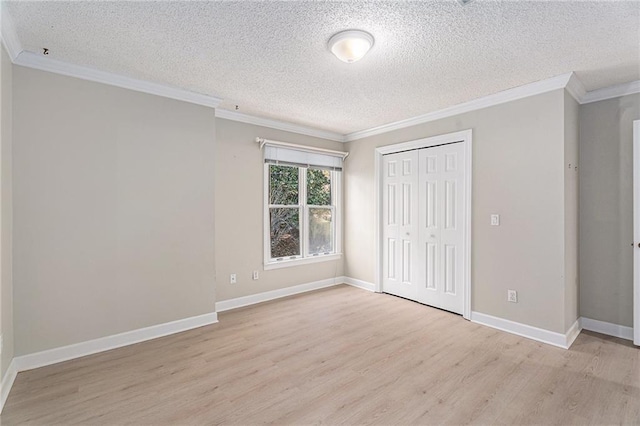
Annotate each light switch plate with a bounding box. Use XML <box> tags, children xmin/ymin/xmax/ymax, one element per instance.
<box><xmin>230</xmin><ymin>274</ymin><xmax>237</xmax><ymax>284</ymax></box>
<box><xmin>491</xmin><ymin>214</ymin><xmax>500</xmax><ymax>226</ymax></box>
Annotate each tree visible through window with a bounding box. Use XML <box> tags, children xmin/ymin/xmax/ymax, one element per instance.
<box><xmin>267</xmin><ymin>164</ymin><xmax>338</xmax><ymax>262</ymax></box>
<box><xmin>269</xmin><ymin>165</ymin><xmax>300</xmax><ymax>258</ymax></box>
<box><xmin>307</xmin><ymin>169</ymin><xmax>332</xmax><ymax>255</ymax></box>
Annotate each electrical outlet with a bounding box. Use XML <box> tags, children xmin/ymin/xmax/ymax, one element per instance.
<box><xmin>507</xmin><ymin>290</ymin><xmax>518</xmax><ymax>303</ymax></box>
<box><xmin>252</xmin><ymin>271</ymin><xmax>259</xmax><ymax>280</ymax></box>
<box><xmin>491</xmin><ymin>214</ymin><xmax>500</xmax><ymax>226</ymax></box>
<box><xmin>230</xmin><ymin>274</ymin><xmax>237</xmax><ymax>284</ymax></box>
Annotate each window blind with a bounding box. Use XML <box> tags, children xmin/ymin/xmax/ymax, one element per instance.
<box><xmin>264</xmin><ymin>145</ymin><xmax>343</xmax><ymax>171</ymax></box>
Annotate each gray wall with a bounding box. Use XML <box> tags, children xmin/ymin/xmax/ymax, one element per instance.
<box><xmin>564</xmin><ymin>92</ymin><xmax>579</xmax><ymax>331</ymax></box>
<box><xmin>345</xmin><ymin>90</ymin><xmax>574</xmax><ymax>334</ymax></box>
<box><xmin>7</xmin><ymin>57</ymin><xmax>637</xmax><ymax>360</ymax></box>
<box><xmin>13</xmin><ymin>67</ymin><xmax>217</xmax><ymax>355</ymax></box>
<box><xmin>214</xmin><ymin>118</ymin><xmax>344</xmax><ymax>302</ymax></box>
<box><xmin>1</xmin><ymin>45</ymin><xmax>14</xmax><ymax>379</ymax></box>
<box><xmin>579</xmin><ymin>93</ymin><xmax>640</xmax><ymax>327</ymax></box>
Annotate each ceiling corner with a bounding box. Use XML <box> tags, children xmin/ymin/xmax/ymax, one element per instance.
<box><xmin>13</xmin><ymin>50</ymin><xmax>224</xmax><ymax>109</ymax></box>
<box><xmin>565</xmin><ymin>72</ymin><xmax>587</xmax><ymax>104</ymax></box>
<box><xmin>1</xmin><ymin>4</ymin><xmax>23</xmax><ymax>61</ymax></box>
<box><xmin>215</xmin><ymin>109</ymin><xmax>346</xmax><ymax>143</ymax></box>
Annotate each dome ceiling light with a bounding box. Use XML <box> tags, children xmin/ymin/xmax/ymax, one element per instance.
<box><xmin>328</xmin><ymin>30</ymin><xmax>374</xmax><ymax>63</ymax></box>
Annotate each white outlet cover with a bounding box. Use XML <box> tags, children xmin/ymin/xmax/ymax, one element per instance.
<box><xmin>491</xmin><ymin>214</ymin><xmax>500</xmax><ymax>226</ymax></box>
<box><xmin>230</xmin><ymin>274</ymin><xmax>237</xmax><ymax>284</ymax></box>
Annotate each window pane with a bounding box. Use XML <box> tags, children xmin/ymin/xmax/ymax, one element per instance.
<box><xmin>309</xmin><ymin>208</ymin><xmax>333</xmax><ymax>255</ymax></box>
<box><xmin>270</xmin><ymin>208</ymin><xmax>300</xmax><ymax>258</ymax></box>
<box><xmin>307</xmin><ymin>169</ymin><xmax>331</xmax><ymax>206</ymax></box>
<box><xmin>269</xmin><ymin>165</ymin><xmax>299</xmax><ymax>205</ymax></box>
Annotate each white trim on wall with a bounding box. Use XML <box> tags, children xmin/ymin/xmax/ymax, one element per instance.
<box><xmin>1</xmin><ymin>0</ymin><xmax>638</xmax><ymax>145</ymax></box>
<box><xmin>582</xmin><ymin>80</ymin><xmax>640</xmax><ymax>104</ymax></box>
<box><xmin>0</xmin><ymin>276</ymin><xmax>360</xmax><ymax>413</ymax></box>
<box><xmin>13</xmin><ymin>312</ymin><xmax>218</xmax><ymax>373</ymax></box>
<box><xmin>345</xmin><ymin>74</ymin><xmax>575</xmax><ymax>142</ymax></box>
<box><xmin>343</xmin><ymin>277</ymin><xmax>376</xmax><ymax>292</ymax></box>
<box><xmin>471</xmin><ymin>312</ymin><xmax>581</xmax><ymax>349</ymax></box>
<box><xmin>0</xmin><ymin>4</ymin><xmax>21</xmax><ymax>61</ymax></box>
<box><xmin>263</xmin><ymin>253</ymin><xmax>343</xmax><ymax>271</ymax></box>
<box><xmin>581</xmin><ymin>317</ymin><xmax>634</xmax><ymax>341</ymax></box>
<box><xmin>374</xmin><ymin>129</ymin><xmax>473</xmax><ymax>321</ymax></box>
<box><xmin>566</xmin><ymin>319</ymin><xmax>582</xmax><ymax>349</ymax></box>
<box><xmin>213</xmin><ymin>277</ymin><xmax>376</xmax><ymax>313</ymax></box>
<box><xmin>344</xmin><ymin>76</ymin><xmax>640</xmax><ymax>141</ymax></box>
<box><xmin>215</xmin><ymin>277</ymin><xmax>342</xmax><ymax>312</ymax></box>
<box><xmin>0</xmin><ymin>279</ymin><xmax>589</xmax><ymax>414</ymax></box>
<box><xmin>0</xmin><ymin>311</ymin><xmax>218</xmax><ymax>413</ymax></box>
<box><xmin>216</xmin><ymin>109</ymin><xmax>345</xmax><ymax>142</ymax></box>
<box><xmin>214</xmin><ymin>278</ymin><xmax>583</xmax><ymax>350</ymax></box>
<box><xmin>565</xmin><ymin>73</ymin><xmax>587</xmax><ymax>103</ymax></box>
<box><xmin>13</xmin><ymin>51</ymin><xmax>223</xmax><ymax>108</ymax></box>
<box><xmin>1</xmin><ymin>31</ymin><xmax>637</xmax><ymax>144</ymax></box>
<box><xmin>0</xmin><ymin>359</ymin><xmax>18</xmax><ymax>413</ymax></box>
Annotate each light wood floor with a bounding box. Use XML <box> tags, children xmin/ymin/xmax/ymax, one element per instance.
<box><xmin>2</xmin><ymin>285</ymin><xmax>639</xmax><ymax>425</ymax></box>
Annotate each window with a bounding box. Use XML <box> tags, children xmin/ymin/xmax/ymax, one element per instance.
<box><xmin>263</xmin><ymin>142</ymin><xmax>343</xmax><ymax>269</ymax></box>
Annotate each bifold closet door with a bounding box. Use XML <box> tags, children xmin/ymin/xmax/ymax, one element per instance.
<box><xmin>382</xmin><ymin>150</ymin><xmax>419</xmax><ymax>301</ymax></box>
<box><xmin>382</xmin><ymin>142</ymin><xmax>466</xmax><ymax>315</ymax></box>
<box><xmin>417</xmin><ymin>142</ymin><xmax>465</xmax><ymax>315</ymax></box>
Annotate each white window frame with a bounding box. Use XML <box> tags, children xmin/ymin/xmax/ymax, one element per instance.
<box><xmin>264</xmin><ymin>164</ymin><xmax>342</xmax><ymax>270</ymax></box>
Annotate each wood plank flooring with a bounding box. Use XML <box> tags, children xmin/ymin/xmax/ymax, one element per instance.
<box><xmin>2</xmin><ymin>284</ymin><xmax>639</xmax><ymax>425</ymax></box>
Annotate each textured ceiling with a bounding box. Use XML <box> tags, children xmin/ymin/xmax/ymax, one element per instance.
<box><xmin>6</xmin><ymin>1</ymin><xmax>640</xmax><ymax>135</ymax></box>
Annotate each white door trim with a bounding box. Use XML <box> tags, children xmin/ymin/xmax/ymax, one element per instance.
<box><xmin>374</xmin><ymin>129</ymin><xmax>473</xmax><ymax>320</ymax></box>
<box><xmin>633</xmin><ymin>119</ymin><xmax>640</xmax><ymax>346</ymax></box>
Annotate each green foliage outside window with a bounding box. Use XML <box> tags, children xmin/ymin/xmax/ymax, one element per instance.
<box><xmin>307</xmin><ymin>168</ymin><xmax>331</xmax><ymax>205</ymax></box>
<box><xmin>268</xmin><ymin>164</ymin><xmax>333</xmax><ymax>259</ymax></box>
<box><xmin>269</xmin><ymin>165</ymin><xmax>298</xmax><ymax>205</ymax></box>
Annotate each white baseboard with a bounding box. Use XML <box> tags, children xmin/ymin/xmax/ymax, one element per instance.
<box><xmin>215</xmin><ymin>277</ymin><xmax>342</xmax><ymax>312</ymax></box>
<box><xmin>343</xmin><ymin>276</ymin><xmax>376</xmax><ymax>292</ymax></box>
<box><xmin>13</xmin><ymin>312</ymin><xmax>218</xmax><ymax>373</ymax></box>
<box><xmin>1</xmin><ymin>359</ymin><xmax>18</xmax><ymax>414</ymax></box>
<box><xmin>471</xmin><ymin>312</ymin><xmax>581</xmax><ymax>349</ymax></box>
<box><xmin>580</xmin><ymin>317</ymin><xmax>633</xmax><ymax>341</ymax></box>
<box><xmin>214</xmin><ymin>276</ymin><xmax>378</xmax><ymax>313</ymax></box>
<box><xmin>565</xmin><ymin>318</ymin><xmax>582</xmax><ymax>348</ymax></box>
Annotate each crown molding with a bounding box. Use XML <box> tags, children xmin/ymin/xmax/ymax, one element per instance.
<box><xmin>14</xmin><ymin>51</ymin><xmax>223</xmax><ymax>108</ymax></box>
<box><xmin>1</xmin><ymin>4</ymin><xmax>22</xmax><ymax>61</ymax></box>
<box><xmin>2</xmin><ymin>5</ymin><xmax>222</xmax><ymax>109</ymax></box>
<box><xmin>581</xmin><ymin>80</ymin><xmax>640</xmax><ymax>104</ymax></box>
<box><xmin>1</xmin><ymin>3</ymin><xmax>637</xmax><ymax>144</ymax></box>
<box><xmin>565</xmin><ymin>73</ymin><xmax>587</xmax><ymax>103</ymax></box>
<box><xmin>215</xmin><ymin>109</ymin><xmax>345</xmax><ymax>142</ymax></box>
<box><xmin>344</xmin><ymin>73</ymin><xmax>575</xmax><ymax>142</ymax></box>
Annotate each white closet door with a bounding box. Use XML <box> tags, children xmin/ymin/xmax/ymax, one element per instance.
<box><xmin>382</xmin><ymin>150</ymin><xmax>419</xmax><ymax>300</ymax></box>
<box><xmin>418</xmin><ymin>142</ymin><xmax>466</xmax><ymax>314</ymax></box>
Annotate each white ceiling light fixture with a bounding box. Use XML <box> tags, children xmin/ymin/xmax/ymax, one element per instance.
<box><xmin>328</xmin><ymin>30</ymin><xmax>374</xmax><ymax>63</ymax></box>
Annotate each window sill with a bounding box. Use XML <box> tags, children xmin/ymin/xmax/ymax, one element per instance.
<box><xmin>264</xmin><ymin>253</ymin><xmax>342</xmax><ymax>270</ymax></box>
